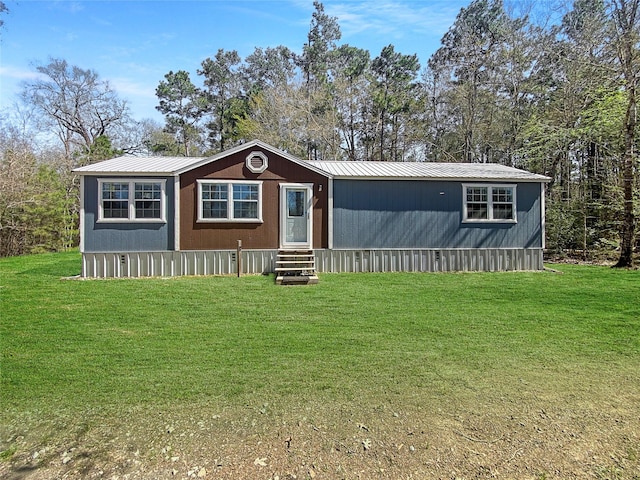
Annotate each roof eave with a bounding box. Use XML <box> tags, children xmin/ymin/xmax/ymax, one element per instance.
<box><xmin>330</xmin><ymin>175</ymin><xmax>551</xmax><ymax>182</ymax></box>
<box><xmin>73</xmin><ymin>170</ymin><xmax>179</xmax><ymax>177</ymax></box>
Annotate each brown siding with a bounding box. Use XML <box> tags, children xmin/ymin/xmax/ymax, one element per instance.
<box><xmin>180</xmin><ymin>147</ymin><xmax>329</xmax><ymax>250</ymax></box>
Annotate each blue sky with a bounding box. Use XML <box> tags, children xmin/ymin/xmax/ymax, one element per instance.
<box><xmin>0</xmin><ymin>0</ymin><xmax>471</xmax><ymax>122</ymax></box>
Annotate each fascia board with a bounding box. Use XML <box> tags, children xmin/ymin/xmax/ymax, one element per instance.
<box><xmin>74</xmin><ymin>171</ymin><xmax>179</xmax><ymax>177</ymax></box>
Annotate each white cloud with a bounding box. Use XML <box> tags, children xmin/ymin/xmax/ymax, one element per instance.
<box><xmin>328</xmin><ymin>1</ymin><xmax>462</xmax><ymax>39</ymax></box>
<box><xmin>48</xmin><ymin>24</ymin><xmax>82</xmax><ymax>44</ymax></box>
<box><xmin>0</xmin><ymin>65</ymin><xmax>46</xmax><ymax>81</ymax></box>
<box><xmin>109</xmin><ymin>76</ymin><xmax>157</xmax><ymax>100</ymax></box>
<box><xmin>51</xmin><ymin>1</ymin><xmax>85</xmax><ymax>14</ymax></box>
<box><xmin>284</xmin><ymin>0</ymin><xmax>466</xmax><ymax>60</ymax></box>
<box><xmin>89</xmin><ymin>15</ymin><xmax>113</xmax><ymax>28</ymax></box>
<box><xmin>108</xmin><ymin>75</ymin><xmax>163</xmax><ymax>120</ymax></box>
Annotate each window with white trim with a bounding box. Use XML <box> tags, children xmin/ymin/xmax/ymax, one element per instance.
<box><xmin>99</xmin><ymin>179</ymin><xmax>166</xmax><ymax>222</ymax></box>
<box><xmin>197</xmin><ymin>180</ymin><xmax>263</xmax><ymax>222</ymax></box>
<box><xmin>462</xmin><ymin>184</ymin><xmax>517</xmax><ymax>222</ymax></box>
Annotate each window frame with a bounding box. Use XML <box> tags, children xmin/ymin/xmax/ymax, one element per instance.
<box><xmin>197</xmin><ymin>179</ymin><xmax>263</xmax><ymax>223</ymax></box>
<box><xmin>98</xmin><ymin>178</ymin><xmax>166</xmax><ymax>223</ymax></box>
<box><xmin>462</xmin><ymin>183</ymin><xmax>517</xmax><ymax>223</ymax></box>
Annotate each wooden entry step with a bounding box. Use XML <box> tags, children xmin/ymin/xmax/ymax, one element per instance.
<box><xmin>275</xmin><ymin>250</ymin><xmax>318</xmax><ymax>285</ymax></box>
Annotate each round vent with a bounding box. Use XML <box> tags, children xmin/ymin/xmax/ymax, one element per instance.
<box><xmin>246</xmin><ymin>151</ymin><xmax>268</xmax><ymax>173</ymax></box>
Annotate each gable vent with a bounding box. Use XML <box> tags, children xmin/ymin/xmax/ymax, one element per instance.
<box><xmin>246</xmin><ymin>151</ymin><xmax>268</xmax><ymax>173</ymax></box>
<box><xmin>250</xmin><ymin>156</ymin><xmax>263</xmax><ymax>169</ymax></box>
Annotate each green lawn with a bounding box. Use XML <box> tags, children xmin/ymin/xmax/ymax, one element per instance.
<box><xmin>2</xmin><ymin>251</ymin><xmax>638</xmax><ymax>411</ymax></box>
<box><xmin>1</xmin><ymin>252</ymin><xmax>639</xmax><ymax>478</ymax></box>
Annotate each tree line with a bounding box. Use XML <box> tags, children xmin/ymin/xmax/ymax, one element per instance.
<box><xmin>1</xmin><ymin>0</ymin><xmax>638</xmax><ymax>266</ymax></box>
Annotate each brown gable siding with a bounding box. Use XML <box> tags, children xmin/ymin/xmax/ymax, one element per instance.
<box><xmin>179</xmin><ymin>147</ymin><xmax>329</xmax><ymax>250</ymax></box>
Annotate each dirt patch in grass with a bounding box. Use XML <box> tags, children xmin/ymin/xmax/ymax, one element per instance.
<box><xmin>2</xmin><ymin>395</ymin><xmax>639</xmax><ymax>480</ymax></box>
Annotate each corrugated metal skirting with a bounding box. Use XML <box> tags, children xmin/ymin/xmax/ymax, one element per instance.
<box><xmin>81</xmin><ymin>250</ymin><xmax>277</xmax><ymax>278</ymax></box>
<box><xmin>81</xmin><ymin>248</ymin><xmax>543</xmax><ymax>278</ymax></box>
<box><xmin>315</xmin><ymin>248</ymin><xmax>543</xmax><ymax>273</ymax></box>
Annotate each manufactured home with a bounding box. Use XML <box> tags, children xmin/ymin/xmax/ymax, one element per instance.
<box><xmin>74</xmin><ymin>140</ymin><xmax>550</xmax><ymax>278</ymax></box>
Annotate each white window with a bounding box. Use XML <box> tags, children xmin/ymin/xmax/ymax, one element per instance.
<box><xmin>197</xmin><ymin>180</ymin><xmax>263</xmax><ymax>223</ymax></box>
<box><xmin>98</xmin><ymin>179</ymin><xmax>166</xmax><ymax>222</ymax></box>
<box><xmin>462</xmin><ymin>184</ymin><xmax>517</xmax><ymax>222</ymax></box>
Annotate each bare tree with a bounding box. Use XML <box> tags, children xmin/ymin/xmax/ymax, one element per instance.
<box><xmin>0</xmin><ymin>118</ymin><xmax>77</xmax><ymax>256</ymax></box>
<box><xmin>237</xmin><ymin>80</ymin><xmax>340</xmax><ymax>160</ymax></box>
<box><xmin>0</xmin><ymin>1</ymin><xmax>7</xmax><ymax>30</ymax></box>
<box><xmin>0</xmin><ymin>1</ymin><xmax>9</xmax><ymax>31</ymax></box>
<box><xmin>0</xmin><ymin>120</ymin><xmax>36</xmax><ymax>256</ymax></box>
<box><xmin>21</xmin><ymin>58</ymin><xmax>130</xmax><ymax>163</ymax></box>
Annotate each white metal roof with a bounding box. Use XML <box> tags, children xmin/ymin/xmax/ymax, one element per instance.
<box><xmin>73</xmin><ymin>140</ymin><xmax>550</xmax><ymax>183</ymax></box>
<box><xmin>73</xmin><ymin>155</ymin><xmax>206</xmax><ymax>175</ymax></box>
<box><xmin>307</xmin><ymin>161</ymin><xmax>550</xmax><ymax>182</ymax></box>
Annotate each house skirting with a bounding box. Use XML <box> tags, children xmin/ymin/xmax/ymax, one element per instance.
<box><xmin>80</xmin><ymin>248</ymin><xmax>544</xmax><ymax>278</ymax></box>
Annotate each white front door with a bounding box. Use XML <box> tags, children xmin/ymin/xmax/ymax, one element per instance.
<box><xmin>280</xmin><ymin>184</ymin><xmax>313</xmax><ymax>249</ymax></box>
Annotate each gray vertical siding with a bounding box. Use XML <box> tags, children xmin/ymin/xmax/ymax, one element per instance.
<box><xmin>83</xmin><ymin>176</ymin><xmax>175</xmax><ymax>252</ymax></box>
<box><xmin>332</xmin><ymin>180</ymin><xmax>543</xmax><ymax>249</ymax></box>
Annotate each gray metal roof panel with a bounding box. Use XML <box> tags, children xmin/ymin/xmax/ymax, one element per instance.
<box><xmin>307</xmin><ymin>161</ymin><xmax>550</xmax><ymax>182</ymax></box>
<box><xmin>73</xmin><ymin>156</ymin><xmax>205</xmax><ymax>175</ymax></box>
